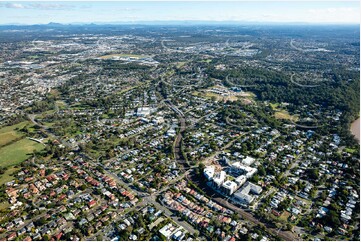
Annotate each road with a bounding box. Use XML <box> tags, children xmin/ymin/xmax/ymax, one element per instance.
<box><xmin>165</xmin><ymin>100</ymin><xmax>188</xmax><ymax>168</ymax></box>
<box><xmin>144</xmin><ymin>195</ymin><xmax>197</xmax><ymax>234</ymax></box>
<box><xmin>27</xmin><ymin>112</ymin><xmax>71</xmax><ymax>148</ymax></box>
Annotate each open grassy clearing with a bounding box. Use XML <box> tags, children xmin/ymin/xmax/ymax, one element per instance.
<box><xmin>175</xmin><ymin>61</ymin><xmax>187</xmax><ymax>68</ymax></box>
<box><xmin>193</xmin><ymin>88</ymin><xmax>256</xmax><ymax>103</ymax></box>
<box><xmin>0</xmin><ymin>139</ymin><xmax>44</xmax><ymax>168</ymax></box>
<box><xmin>37</xmin><ymin>110</ymin><xmax>55</xmax><ymax>117</ymax></box>
<box><xmin>0</xmin><ymin>166</ymin><xmax>19</xmax><ymax>186</ymax></box>
<box><xmin>0</xmin><ymin>122</ymin><xmax>30</xmax><ymax>147</ymax></box>
<box><xmin>0</xmin><ymin>132</ymin><xmax>22</xmax><ymax>147</ymax></box>
<box><xmin>279</xmin><ymin>211</ymin><xmax>291</xmax><ymax>221</ymax></box>
<box><xmin>55</xmin><ymin>100</ymin><xmax>67</xmax><ymax>109</ymax></box>
<box><xmin>0</xmin><ymin>121</ymin><xmax>30</xmax><ymax>134</ymax></box>
<box><xmin>271</xmin><ymin>102</ymin><xmax>299</xmax><ymax>121</ymax></box>
<box><xmin>116</xmin><ymin>86</ymin><xmax>137</xmax><ymax>95</ymax></box>
<box><xmin>275</xmin><ymin>111</ymin><xmax>299</xmax><ymax>121</ymax></box>
<box><xmin>0</xmin><ymin>201</ymin><xmax>10</xmax><ymax>210</ymax></box>
<box><xmin>204</xmin><ymin>92</ymin><xmax>239</xmax><ymax>102</ymax></box>
<box><xmin>41</xmin><ymin>122</ymin><xmax>56</xmax><ymax>128</ymax></box>
<box><xmin>344</xmin><ymin>147</ymin><xmax>357</xmax><ymax>154</ymax></box>
<box><xmin>99</xmin><ymin>53</ymin><xmax>149</xmax><ymax>59</ymax></box>
<box><xmin>69</xmin><ymin>103</ymin><xmax>92</xmax><ymax>110</ymax></box>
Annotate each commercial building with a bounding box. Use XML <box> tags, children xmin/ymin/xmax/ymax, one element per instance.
<box><xmin>231</xmin><ymin>162</ymin><xmax>257</xmax><ymax>178</ymax></box>
<box><xmin>221</xmin><ymin>180</ymin><xmax>238</xmax><ymax>195</ymax></box>
<box><xmin>233</xmin><ymin>182</ymin><xmax>262</xmax><ymax>205</ymax></box>
<box><xmin>204</xmin><ymin>166</ymin><xmax>215</xmax><ymax>181</ymax></box>
<box><xmin>212</xmin><ymin>171</ymin><xmax>226</xmax><ymax>188</ymax></box>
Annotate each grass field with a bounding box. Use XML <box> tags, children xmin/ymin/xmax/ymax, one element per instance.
<box><xmin>0</xmin><ymin>121</ymin><xmax>30</xmax><ymax>147</ymax></box>
<box><xmin>204</xmin><ymin>92</ymin><xmax>239</xmax><ymax>102</ymax></box>
<box><xmin>275</xmin><ymin>111</ymin><xmax>297</xmax><ymax>120</ymax></box>
<box><xmin>0</xmin><ymin>166</ymin><xmax>19</xmax><ymax>186</ymax></box>
<box><xmin>344</xmin><ymin>147</ymin><xmax>357</xmax><ymax>154</ymax></box>
<box><xmin>117</xmin><ymin>86</ymin><xmax>136</xmax><ymax>95</ymax></box>
<box><xmin>279</xmin><ymin>211</ymin><xmax>291</xmax><ymax>221</ymax></box>
<box><xmin>0</xmin><ymin>201</ymin><xmax>10</xmax><ymax>210</ymax></box>
<box><xmin>176</xmin><ymin>61</ymin><xmax>187</xmax><ymax>68</ymax></box>
<box><xmin>271</xmin><ymin>103</ymin><xmax>299</xmax><ymax>121</ymax></box>
<box><xmin>55</xmin><ymin>100</ymin><xmax>67</xmax><ymax>109</ymax></box>
<box><xmin>193</xmin><ymin>87</ymin><xmax>255</xmax><ymax>103</ymax></box>
<box><xmin>0</xmin><ymin>138</ymin><xmax>44</xmax><ymax>168</ymax></box>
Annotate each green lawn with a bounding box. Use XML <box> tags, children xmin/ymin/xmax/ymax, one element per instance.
<box><xmin>0</xmin><ymin>138</ymin><xmax>44</xmax><ymax>168</ymax></box>
<box><xmin>0</xmin><ymin>166</ymin><xmax>19</xmax><ymax>209</ymax></box>
<box><xmin>0</xmin><ymin>201</ymin><xmax>10</xmax><ymax>210</ymax></box>
<box><xmin>176</xmin><ymin>61</ymin><xmax>187</xmax><ymax>68</ymax></box>
<box><xmin>55</xmin><ymin>100</ymin><xmax>67</xmax><ymax>107</ymax></box>
<box><xmin>344</xmin><ymin>147</ymin><xmax>357</xmax><ymax>154</ymax></box>
<box><xmin>270</xmin><ymin>102</ymin><xmax>299</xmax><ymax>121</ymax></box>
<box><xmin>0</xmin><ymin>166</ymin><xmax>19</xmax><ymax>186</ymax></box>
<box><xmin>0</xmin><ymin>121</ymin><xmax>30</xmax><ymax>147</ymax></box>
<box><xmin>275</xmin><ymin>110</ymin><xmax>299</xmax><ymax>121</ymax></box>
<box><xmin>116</xmin><ymin>86</ymin><xmax>138</xmax><ymax>95</ymax></box>
<box><xmin>279</xmin><ymin>211</ymin><xmax>291</xmax><ymax>221</ymax></box>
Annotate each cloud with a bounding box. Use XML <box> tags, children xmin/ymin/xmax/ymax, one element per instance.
<box><xmin>1</xmin><ymin>2</ymin><xmax>76</xmax><ymax>10</ymax></box>
<box><xmin>5</xmin><ymin>3</ymin><xmax>25</xmax><ymax>9</ymax></box>
<box><xmin>28</xmin><ymin>3</ymin><xmax>75</xmax><ymax>10</ymax></box>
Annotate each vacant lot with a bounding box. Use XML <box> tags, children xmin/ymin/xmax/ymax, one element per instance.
<box><xmin>0</xmin><ymin>138</ymin><xmax>44</xmax><ymax>168</ymax></box>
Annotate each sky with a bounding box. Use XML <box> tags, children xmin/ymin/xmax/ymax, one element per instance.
<box><xmin>0</xmin><ymin>1</ymin><xmax>359</xmax><ymax>25</ymax></box>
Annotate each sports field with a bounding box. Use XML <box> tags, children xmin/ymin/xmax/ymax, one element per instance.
<box><xmin>0</xmin><ymin>138</ymin><xmax>44</xmax><ymax>167</ymax></box>
<box><xmin>0</xmin><ymin>122</ymin><xmax>44</xmax><ymax>168</ymax></box>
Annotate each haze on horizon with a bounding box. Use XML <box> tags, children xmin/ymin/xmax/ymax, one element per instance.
<box><xmin>0</xmin><ymin>1</ymin><xmax>360</xmax><ymax>25</ymax></box>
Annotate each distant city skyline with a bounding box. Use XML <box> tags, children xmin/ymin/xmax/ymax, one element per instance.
<box><xmin>0</xmin><ymin>1</ymin><xmax>360</xmax><ymax>25</ymax></box>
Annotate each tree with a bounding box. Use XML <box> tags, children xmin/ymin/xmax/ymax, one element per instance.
<box><xmin>43</xmin><ymin>234</ymin><xmax>50</xmax><ymax>241</ymax></box>
<box><xmin>309</xmin><ymin>187</ymin><xmax>317</xmax><ymax>199</ymax></box>
<box><xmin>307</xmin><ymin>168</ymin><xmax>319</xmax><ymax>180</ymax></box>
<box><xmin>325</xmin><ymin>210</ymin><xmax>340</xmax><ymax>227</ymax></box>
<box><xmin>258</xmin><ymin>166</ymin><xmax>266</xmax><ymax>176</ymax></box>
<box><xmin>286</xmin><ymin>223</ymin><xmax>293</xmax><ymax>232</ymax></box>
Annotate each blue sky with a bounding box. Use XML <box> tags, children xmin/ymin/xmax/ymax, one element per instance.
<box><xmin>0</xmin><ymin>1</ymin><xmax>359</xmax><ymax>25</ymax></box>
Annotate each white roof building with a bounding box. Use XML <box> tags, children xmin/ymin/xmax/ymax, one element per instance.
<box><xmin>221</xmin><ymin>180</ymin><xmax>238</xmax><ymax>195</ymax></box>
<box><xmin>233</xmin><ymin>181</ymin><xmax>262</xmax><ymax>205</ymax></box>
<box><xmin>234</xmin><ymin>190</ymin><xmax>254</xmax><ymax>205</ymax></box>
<box><xmin>137</xmin><ymin>107</ymin><xmax>154</xmax><ymax>117</ymax></box>
<box><xmin>235</xmin><ymin>175</ymin><xmax>247</xmax><ymax>187</ymax></box>
<box><xmin>167</xmin><ymin>128</ymin><xmax>176</xmax><ymax>137</ymax></box>
<box><xmin>213</xmin><ymin>171</ymin><xmax>226</xmax><ymax>187</ymax></box>
<box><xmin>231</xmin><ymin>162</ymin><xmax>257</xmax><ymax>178</ymax></box>
<box><xmin>159</xmin><ymin>223</ymin><xmax>177</xmax><ymax>239</ymax></box>
<box><xmin>204</xmin><ymin>166</ymin><xmax>215</xmax><ymax>181</ymax></box>
<box><xmin>242</xmin><ymin>156</ymin><xmax>255</xmax><ymax>166</ymax></box>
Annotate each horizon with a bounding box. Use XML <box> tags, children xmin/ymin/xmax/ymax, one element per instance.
<box><xmin>0</xmin><ymin>1</ymin><xmax>360</xmax><ymax>25</ymax></box>
<box><xmin>1</xmin><ymin>20</ymin><xmax>361</xmax><ymax>26</ymax></box>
